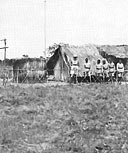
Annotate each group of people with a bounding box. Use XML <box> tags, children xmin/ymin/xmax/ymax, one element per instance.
<box><xmin>70</xmin><ymin>54</ymin><xmax>125</xmax><ymax>83</ymax></box>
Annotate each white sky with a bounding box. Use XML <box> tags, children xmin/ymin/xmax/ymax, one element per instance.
<box><xmin>0</xmin><ymin>0</ymin><xmax>128</xmax><ymax>59</ymax></box>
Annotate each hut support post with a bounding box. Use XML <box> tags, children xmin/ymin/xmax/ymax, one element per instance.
<box><xmin>61</xmin><ymin>57</ymin><xmax>63</xmax><ymax>81</ymax></box>
<box><xmin>11</xmin><ymin>68</ymin><xmax>14</xmax><ymax>82</ymax></box>
<box><xmin>17</xmin><ymin>67</ymin><xmax>19</xmax><ymax>84</ymax></box>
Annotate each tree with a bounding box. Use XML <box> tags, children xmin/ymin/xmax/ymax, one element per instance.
<box><xmin>22</xmin><ymin>55</ymin><xmax>29</xmax><ymax>58</ymax></box>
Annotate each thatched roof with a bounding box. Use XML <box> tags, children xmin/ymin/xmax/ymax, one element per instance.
<box><xmin>48</xmin><ymin>43</ymin><xmax>128</xmax><ymax>59</ymax></box>
<box><xmin>61</xmin><ymin>44</ymin><xmax>102</xmax><ymax>72</ymax></box>
<box><xmin>98</xmin><ymin>45</ymin><xmax>128</xmax><ymax>58</ymax></box>
<box><xmin>47</xmin><ymin>44</ymin><xmax>128</xmax><ymax>74</ymax></box>
<box><xmin>13</xmin><ymin>58</ymin><xmax>46</xmax><ymax>70</ymax></box>
<box><xmin>47</xmin><ymin>44</ymin><xmax>102</xmax><ymax>74</ymax></box>
<box><xmin>62</xmin><ymin>44</ymin><xmax>100</xmax><ymax>59</ymax></box>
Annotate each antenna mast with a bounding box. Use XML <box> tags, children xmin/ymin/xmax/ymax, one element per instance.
<box><xmin>44</xmin><ymin>0</ymin><xmax>46</xmax><ymax>58</ymax></box>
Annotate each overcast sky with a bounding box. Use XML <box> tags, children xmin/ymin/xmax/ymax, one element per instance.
<box><xmin>0</xmin><ymin>0</ymin><xmax>128</xmax><ymax>59</ymax></box>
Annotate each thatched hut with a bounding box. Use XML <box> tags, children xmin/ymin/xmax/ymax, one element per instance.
<box><xmin>45</xmin><ymin>44</ymin><xmax>102</xmax><ymax>81</ymax></box>
<box><xmin>97</xmin><ymin>45</ymin><xmax>128</xmax><ymax>69</ymax></box>
<box><xmin>13</xmin><ymin>58</ymin><xmax>46</xmax><ymax>82</ymax></box>
<box><xmin>46</xmin><ymin>44</ymin><xmax>128</xmax><ymax>81</ymax></box>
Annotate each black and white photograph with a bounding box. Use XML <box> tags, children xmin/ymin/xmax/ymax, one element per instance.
<box><xmin>0</xmin><ymin>0</ymin><xmax>128</xmax><ymax>152</ymax></box>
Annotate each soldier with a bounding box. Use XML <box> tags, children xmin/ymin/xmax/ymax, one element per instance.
<box><xmin>102</xmin><ymin>59</ymin><xmax>109</xmax><ymax>81</ymax></box>
<box><xmin>96</xmin><ymin>59</ymin><xmax>103</xmax><ymax>77</ymax></box>
<box><xmin>117</xmin><ymin>59</ymin><xmax>124</xmax><ymax>82</ymax></box>
<box><xmin>108</xmin><ymin>59</ymin><xmax>115</xmax><ymax>82</ymax></box>
<box><xmin>95</xmin><ymin>59</ymin><xmax>103</xmax><ymax>82</ymax></box>
<box><xmin>84</xmin><ymin>58</ymin><xmax>91</xmax><ymax>82</ymax></box>
<box><xmin>84</xmin><ymin>58</ymin><xmax>91</xmax><ymax>76</ymax></box>
<box><xmin>70</xmin><ymin>54</ymin><xmax>79</xmax><ymax>83</ymax></box>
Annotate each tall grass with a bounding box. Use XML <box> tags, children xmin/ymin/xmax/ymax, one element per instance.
<box><xmin>0</xmin><ymin>83</ymin><xmax>128</xmax><ymax>152</ymax></box>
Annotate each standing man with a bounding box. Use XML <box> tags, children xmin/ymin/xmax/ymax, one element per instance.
<box><xmin>84</xmin><ymin>58</ymin><xmax>91</xmax><ymax>82</ymax></box>
<box><xmin>102</xmin><ymin>59</ymin><xmax>109</xmax><ymax>81</ymax></box>
<box><xmin>108</xmin><ymin>59</ymin><xmax>115</xmax><ymax>82</ymax></box>
<box><xmin>70</xmin><ymin>54</ymin><xmax>79</xmax><ymax>83</ymax></box>
<box><xmin>95</xmin><ymin>59</ymin><xmax>103</xmax><ymax>82</ymax></box>
<box><xmin>96</xmin><ymin>59</ymin><xmax>102</xmax><ymax>76</ymax></box>
<box><xmin>84</xmin><ymin>58</ymin><xmax>91</xmax><ymax>76</ymax></box>
<box><xmin>117</xmin><ymin>59</ymin><xmax>124</xmax><ymax>82</ymax></box>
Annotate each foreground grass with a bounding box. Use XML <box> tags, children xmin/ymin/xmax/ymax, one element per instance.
<box><xmin>0</xmin><ymin>83</ymin><xmax>128</xmax><ymax>152</ymax></box>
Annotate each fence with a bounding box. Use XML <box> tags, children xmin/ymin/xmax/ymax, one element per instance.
<box><xmin>0</xmin><ymin>68</ymin><xmax>47</xmax><ymax>86</ymax></box>
<box><xmin>1</xmin><ymin>68</ymin><xmax>128</xmax><ymax>86</ymax></box>
<box><xmin>13</xmin><ymin>68</ymin><xmax>48</xmax><ymax>83</ymax></box>
<box><xmin>0</xmin><ymin>67</ymin><xmax>71</xmax><ymax>85</ymax></box>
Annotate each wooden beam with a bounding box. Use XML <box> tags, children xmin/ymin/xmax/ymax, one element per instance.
<box><xmin>0</xmin><ymin>47</ymin><xmax>9</xmax><ymax>49</ymax></box>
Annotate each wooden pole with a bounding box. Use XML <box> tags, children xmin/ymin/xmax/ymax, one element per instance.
<box><xmin>3</xmin><ymin>39</ymin><xmax>7</xmax><ymax>86</ymax></box>
<box><xmin>61</xmin><ymin>56</ymin><xmax>63</xmax><ymax>81</ymax></box>
<box><xmin>4</xmin><ymin>39</ymin><xmax>6</xmax><ymax>66</ymax></box>
<box><xmin>44</xmin><ymin>0</ymin><xmax>46</xmax><ymax>58</ymax></box>
<box><xmin>17</xmin><ymin>67</ymin><xmax>19</xmax><ymax>84</ymax></box>
<box><xmin>0</xmin><ymin>39</ymin><xmax>9</xmax><ymax>86</ymax></box>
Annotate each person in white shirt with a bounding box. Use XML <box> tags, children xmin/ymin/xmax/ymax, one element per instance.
<box><xmin>117</xmin><ymin>59</ymin><xmax>124</xmax><ymax>81</ymax></box>
<box><xmin>108</xmin><ymin>60</ymin><xmax>115</xmax><ymax>75</ymax></box>
<box><xmin>108</xmin><ymin>59</ymin><xmax>115</xmax><ymax>82</ymax></box>
<box><xmin>96</xmin><ymin>59</ymin><xmax>103</xmax><ymax>77</ymax></box>
<box><xmin>102</xmin><ymin>59</ymin><xmax>109</xmax><ymax>80</ymax></box>
<box><xmin>84</xmin><ymin>58</ymin><xmax>91</xmax><ymax>77</ymax></box>
<box><xmin>70</xmin><ymin>54</ymin><xmax>79</xmax><ymax>77</ymax></box>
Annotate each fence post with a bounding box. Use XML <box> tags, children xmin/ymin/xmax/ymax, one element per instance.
<box><xmin>46</xmin><ymin>70</ymin><xmax>48</xmax><ymax>83</ymax></box>
<box><xmin>3</xmin><ymin>69</ymin><xmax>5</xmax><ymax>87</ymax></box>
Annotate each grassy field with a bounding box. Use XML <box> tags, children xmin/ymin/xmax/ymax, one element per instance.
<box><xmin>0</xmin><ymin>83</ymin><xmax>128</xmax><ymax>153</ymax></box>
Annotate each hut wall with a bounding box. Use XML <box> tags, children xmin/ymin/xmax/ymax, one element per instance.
<box><xmin>54</xmin><ymin>55</ymin><xmax>69</xmax><ymax>81</ymax></box>
<box><xmin>54</xmin><ymin>57</ymin><xmax>61</xmax><ymax>80</ymax></box>
<box><xmin>124</xmin><ymin>59</ymin><xmax>128</xmax><ymax>70</ymax></box>
<box><xmin>61</xmin><ymin>56</ymin><xmax>69</xmax><ymax>81</ymax></box>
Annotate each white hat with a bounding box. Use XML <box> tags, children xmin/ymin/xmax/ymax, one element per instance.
<box><xmin>73</xmin><ymin>54</ymin><xmax>77</xmax><ymax>57</ymax></box>
<box><xmin>102</xmin><ymin>58</ymin><xmax>106</xmax><ymax>62</ymax></box>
